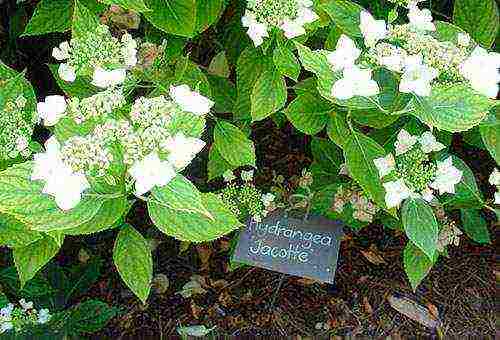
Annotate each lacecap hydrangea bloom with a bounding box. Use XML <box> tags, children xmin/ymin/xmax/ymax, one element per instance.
<box><xmin>0</xmin><ymin>299</ymin><xmax>51</xmax><ymax>335</ymax></box>
<box><xmin>242</xmin><ymin>0</ymin><xmax>319</xmax><ymax>46</ymax></box>
<box><xmin>326</xmin><ymin>3</ymin><xmax>500</xmax><ymax>100</ymax></box>
<box><xmin>31</xmin><ymin>84</ymin><xmax>214</xmax><ymax>210</ymax></box>
<box><xmin>374</xmin><ymin>129</ymin><xmax>463</xmax><ymax>208</ymax></box>
<box><xmin>52</xmin><ymin>24</ymin><xmax>137</xmax><ymax>88</ymax></box>
<box><xmin>489</xmin><ymin>168</ymin><xmax>500</xmax><ymax>205</ymax></box>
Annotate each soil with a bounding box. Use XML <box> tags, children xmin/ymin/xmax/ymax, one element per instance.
<box><xmin>0</xmin><ymin>1</ymin><xmax>497</xmax><ymax>338</ymax></box>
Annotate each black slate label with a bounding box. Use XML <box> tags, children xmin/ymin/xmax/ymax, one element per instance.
<box><xmin>232</xmin><ymin>211</ymin><xmax>344</xmax><ymax>283</ymax></box>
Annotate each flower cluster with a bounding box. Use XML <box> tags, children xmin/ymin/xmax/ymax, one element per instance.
<box><xmin>374</xmin><ymin>129</ymin><xmax>463</xmax><ymax>208</ymax></box>
<box><xmin>332</xmin><ymin>184</ymin><xmax>379</xmax><ymax>223</ymax></box>
<box><xmin>242</xmin><ymin>0</ymin><xmax>319</xmax><ymax>46</ymax></box>
<box><xmin>1</xmin><ymin>299</ymin><xmax>51</xmax><ymax>334</ymax></box>
<box><xmin>52</xmin><ymin>24</ymin><xmax>137</xmax><ymax>87</ymax></box>
<box><xmin>489</xmin><ymin>168</ymin><xmax>500</xmax><ymax>205</ymax></box>
<box><xmin>31</xmin><ymin>84</ymin><xmax>213</xmax><ymax>209</ymax></box>
<box><xmin>0</xmin><ymin>94</ymin><xmax>34</xmax><ymax>160</ymax></box>
<box><xmin>326</xmin><ymin>3</ymin><xmax>500</xmax><ymax>100</ymax></box>
<box><xmin>219</xmin><ymin>170</ymin><xmax>276</xmax><ymax>222</ymax></box>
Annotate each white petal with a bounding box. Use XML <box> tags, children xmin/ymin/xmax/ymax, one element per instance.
<box><xmin>374</xmin><ymin>154</ymin><xmax>395</xmax><ymax>177</ymax></box>
<box><xmin>58</xmin><ymin>63</ymin><xmax>76</xmax><ymax>82</ymax></box>
<box><xmin>170</xmin><ymin>85</ymin><xmax>214</xmax><ymax>115</ymax></box>
<box><xmin>331</xmin><ymin>78</ymin><xmax>354</xmax><ymax>100</ymax></box>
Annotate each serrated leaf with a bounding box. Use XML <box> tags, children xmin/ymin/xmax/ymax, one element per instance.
<box><xmin>196</xmin><ymin>0</ymin><xmax>225</xmax><ymax>33</ymax></box>
<box><xmin>63</xmin><ymin>300</ymin><xmax>116</xmax><ymax>335</ymax></box>
<box><xmin>320</xmin><ymin>0</ymin><xmax>364</xmax><ymax>38</ymax></box>
<box><xmin>150</xmin><ymin>175</ymin><xmax>212</xmax><ymax>218</ymax></box>
<box><xmin>113</xmin><ymin>225</ymin><xmax>152</xmax><ymax>303</ymax></box>
<box><xmin>0</xmin><ymin>214</ymin><xmax>42</xmax><ymax>248</ymax></box>
<box><xmin>343</xmin><ymin>132</ymin><xmax>386</xmax><ymax>208</ymax></box>
<box><xmin>327</xmin><ymin>112</ymin><xmax>351</xmax><ymax>148</ymax></box>
<box><xmin>234</xmin><ymin>47</ymin><xmax>265</xmax><ymax>121</ymax></box>
<box><xmin>273</xmin><ymin>39</ymin><xmax>301</xmax><ymax>81</ymax></box>
<box><xmin>207</xmin><ymin>75</ymin><xmax>236</xmax><ymax>113</ymax></box>
<box><xmin>98</xmin><ymin>0</ymin><xmax>150</xmax><ymax>12</ymax></box>
<box><xmin>403</xmin><ymin>242</ymin><xmax>437</xmax><ymax>291</ymax></box>
<box><xmin>22</xmin><ymin>0</ymin><xmax>72</xmax><ymax>36</ymax></box>
<box><xmin>214</xmin><ymin>120</ymin><xmax>256</xmax><ymax>167</ymax></box>
<box><xmin>453</xmin><ymin>0</ymin><xmax>499</xmax><ymax>48</ymax></box>
<box><xmin>401</xmin><ymin>198</ymin><xmax>438</xmax><ymax>260</ymax></box>
<box><xmin>143</xmin><ymin>0</ymin><xmax>197</xmax><ymax>37</ymax></box>
<box><xmin>409</xmin><ymin>83</ymin><xmax>493</xmax><ymax>133</ymax></box>
<box><xmin>460</xmin><ymin>208</ymin><xmax>491</xmax><ymax>244</ymax></box>
<box><xmin>72</xmin><ymin>0</ymin><xmax>101</xmax><ymax>39</ymax></box>
<box><xmin>149</xmin><ymin>193</ymin><xmax>242</xmax><ymax>242</ymax></box>
<box><xmin>251</xmin><ymin>62</ymin><xmax>287</xmax><ymax>121</ymax></box>
<box><xmin>479</xmin><ymin>111</ymin><xmax>499</xmax><ymax>164</ymax></box>
<box><xmin>0</xmin><ymin>162</ymin><xmax>126</xmax><ymax>232</ymax></box>
<box><xmin>207</xmin><ymin>145</ymin><xmax>234</xmax><ymax>181</ymax></box>
<box><xmin>13</xmin><ymin>236</ymin><xmax>61</xmax><ymax>287</ymax></box>
<box><xmin>311</xmin><ymin>137</ymin><xmax>343</xmax><ymax>173</ymax></box>
<box><xmin>285</xmin><ymin>93</ymin><xmax>333</xmax><ymax>135</ymax></box>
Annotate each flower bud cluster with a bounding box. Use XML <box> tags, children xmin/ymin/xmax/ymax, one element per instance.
<box><xmin>0</xmin><ymin>94</ymin><xmax>34</xmax><ymax>160</ymax></box>
<box><xmin>332</xmin><ymin>185</ymin><xmax>379</xmax><ymax>223</ymax></box>
<box><xmin>1</xmin><ymin>299</ymin><xmax>51</xmax><ymax>335</ymax></box>
<box><xmin>219</xmin><ymin>182</ymin><xmax>273</xmax><ymax>222</ymax></box>
<box><xmin>67</xmin><ymin>87</ymin><xmax>125</xmax><ymax>124</ymax></box>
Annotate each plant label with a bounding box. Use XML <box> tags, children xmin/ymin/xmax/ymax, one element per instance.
<box><xmin>232</xmin><ymin>211</ymin><xmax>344</xmax><ymax>283</ymax></box>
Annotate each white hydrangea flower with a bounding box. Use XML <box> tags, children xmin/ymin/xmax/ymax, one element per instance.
<box><xmin>419</xmin><ymin>131</ymin><xmax>445</xmax><ymax>154</ymax></box>
<box><xmin>457</xmin><ymin>32</ymin><xmax>470</xmax><ymax>47</ymax></box>
<box><xmin>281</xmin><ymin>4</ymin><xmax>319</xmax><ymax>39</ymax></box>
<box><xmin>169</xmin><ymin>85</ymin><xmax>214</xmax><ymax>116</ymax></box>
<box><xmin>128</xmin><ymin>152</ymin><xmax>176</xmax><ymax>196</ymax></box>
<box><xmin>359</xmin><ymin>11</ymin><xmax>387</xmax><ymax>47</ymax></box>
<box><xmin>91</xmin><ymin>67</ymin><xmax>127</xmax><ymax>88</ymax></box>
<box><xmin>326</xmin><ymin>35</ymin><xmax>361</xmax><ymax>71</ymax></box>
<box><xmin>31</xmin><ymin>137</ymin><xmax>90</xmax><ymax>211</ymax></box>
<box><xmin>162</xmin><ymin>132</ymin><xmax>206</xmax><ymax>170</ymax></box>
<box><xmin>408</xmin><ymin>3</ymin><xmax>435</xmax><ymax>32</ymax></box>
<box><xmin>383</xmin><ymin>179</ymin><xmax>412</xmax><ymax>208</ymax></box>
<box><xmin>421</xmin><ymin>186</ymin><xmax>435</xmax><ymax>202</ymax></box>
<box><xmin>394</xmin><ymin>129</ymin><xmax>417</xmax><ymax>155</ymax></box>
<box><xmin>37</xmin><ymin>309</ymin><xmax>51</xmax><ymax>325</ymax></box>
<box><xmin>58</xmin><ymin>63</ymin><xmax>76</xmax><ymax>82</ymax></box>
<box><xmin>495</xmin><ymin>192</ymin><xmax>500</xmax><ymax>205</ymax></box>
<box><xmin>121</xmin><ymin>33</ymin><xmax>138</xmax><ymax>68</ymax></box>
<box><xmin>19</xmin><ymin>299</ymin><xmax>33</xmax><ymax>311</ymax></box>
<box><xmin>429</xmin><ymin>157</ymin><xmax>463</xmax><ymax>195</ymax></box>
<box><xmin>399</xmin><ymin>54</ymin><xmax>439</xmax><ymax>97</ymax></box>
<box><xmin>331</xmin><ymin>65</ymin><xmax>380</xmax><ymax>100</ymax></box>
<box><xmin>262</xmin><ymin>193</ymin><xmax>276</xmax><ymax>207</ymax></box>
<box><xmin>459</xmin><ymin>46</ymin><xmax>500</xmax><ymax>98</ymax></box>
<box><xmin>52</xmin><ymin>41</ymin><xmax>71</xmax><ymax>61</ymax></box>
<box><xmin>37</xmin><ymin>95</ymin><xmax>67</xmax><ymax>126</ymax></box>
<box><xmin>374</xmin><ymin>153</ymin><xmax>395</xmax><ymax>178</ymax></box>
<box><xmin>489</xmin><ymin>168</ymin><xmax>500</xmax><ymax>186</ymax></box>
<box><xmin>242</xmin><ymin>11</ymin><xmax>269</xmax><ymax>47</ymax></box>
<box><xmin>379</xmin><ymin>52</ymin><xmax>407</xmax><ymax>72</ymax></box>
<box><xmin>0</xmin><ymin>303</ymin><xmax>14</xmax><ymax>334</ymax></box>
<box><xmin>223</xmin><ymin>170</ymin><xmax>236</xmax><ymax>182</ymax></box>
<box><xmin>241</xmin><ymin>169</ymin><xmax>254</xmax><ymax>182</ymax></box>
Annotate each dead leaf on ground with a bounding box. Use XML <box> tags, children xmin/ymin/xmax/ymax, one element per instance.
<box><xmin>360</xmin><ymin>244</ymin><xmax>387</xmax><ymax>265</ymax></box>
<box><xmin>362</xmin><ymin>296</ymin><xmax>373</xmax><ymax>314</ymax></box>
<box><xmin>196</xmin><ymin>244</ymin><xmax>212</xmax><ymax>270</ymax></box>
<box><xmin>387</xmin><ymin>295</ymin><xmax>440</xmax><ymax>329</ymax></box>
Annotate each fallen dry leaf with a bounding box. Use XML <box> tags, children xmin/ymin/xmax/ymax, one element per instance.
<box><xmin>360</xmin><ymin>244</ymin><xmax>387</xmax><ymax>265</ymax></box>
<box><xmin>362</xmin><ymin>296</ymin><xmax>373</xmax><ymax>314</ymax></box>
<box><xmin>388</xmin><ymin>295</ymin><xmax>440</xmax><ymax>329</ymax></box>
<box><xmin>196</xmin><ymin>244</ymin><xmax>212</xmax><ymax>271</ymax></box>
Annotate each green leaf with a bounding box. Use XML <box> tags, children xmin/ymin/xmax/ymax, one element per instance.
<box><xmin>98</xmin><ymin>0</ymin><xmax>150</xmax><ymax>12</ymax></box>
<box><xmin>22</xmin><ymin>0</ymin><xmax>72</xmax><ymax>36</ymax></box>
<box><xmin>453</xmin><ymin>0</ymin><xmax>499</xmax><ymax>48</ymax></box>
<box><xmin>113</xmin><ymin>225</ymin><xmax>152</xmax><ymax>303</ymax></box>
<box><xmin>343</xmin><ymin>132</ymin><xmax>387</xmax><ymax>208</ymax></box>
<box><xmin>285</xmin><ymin>93</ymin><xmax>333</xmax><ymax>135</ymax></box>
<box><xmin>0</xmin><ymin>162</ymin><xmax>127</xmax><ymax>232</ymax></box>
<box><xmin>72</xmin><ymin>0</ymin><xmax>101</xmax><ymax>39</ymax></box>
<box><xmin>273</xmin><ymin>38</ymin><xmax>301</xmax><ymax>81</ymax></box>
<box><xmin>195</xmin><ymin>0</ymin><xmax>225</xmax><ymax>33</ymax></box>
<box><xmin>207</xmin><ymin>145</ymin><xmax>234</xmax><ymax>181</ymax></box>
<box><xmin>150</xmin><ymin>175</ymin><xmax>211</xmax><ymax>218</ymax></box>
<box><xmin>143</xmin><ymin>0</ymin><xmax>197</xmax><ymax>37</ymax></box>
<box><xmin>401</xmin><ymin>198</ymin><xmax>438</xmax><ymax>260</ymax></box>
<box><xmin>460</xmin><ymin>208</ymin><xmax>491</xmax><ymax>244</ymax></box>
<box><xmin>311</xmin><ymin>137</ymin><xmax>343</xmax><ymax>172</ymax></box>
<box><xmin>13</xmin><ymin>236</ymin><xmax>61</xmax><ymax>287</ymax></box>
<box><xmin>62</xmin><ymin>300</ymin><xmax>116</xmax><ymax>335</ymax></box>
<box><xmin>403</xmin><ymin>241</ymin><xmax>437</xmax><ymax>291</ymax></box>
<box><xmin>234</xmin><ymin>47</ymin><xmax>265</xmax><ymax>121</ymax></box>
<box><xmin>0</xmin><ymin>214</ymin><xmax>42</xmax><ymax>248</ymax></box>
<box><xmin>214</xmin><ymin>120</ymin><xmax>256</xmax><ymax>167</ymax></box>
<box><xmin>149</xmin><ymin>193</ymin><xmax>242</xmax><ymax>242</ymax></box>
<box><xmin>207</xmin><ymin>75</ymin><xmax>236</xmax><ymax>113</ymax></box>
<box><xmin>409</xmin><ymin>84</ymin><xmax>494</xmax><ymax>132</ymax></box>
<box><xmin>320</xmin><ymin>0</ymin><xmax>364</xmax><ymax>38</ymax></box>
<box><xmin>433</xmin><ymin>21</ymin><xmax>469</xmax><ymax>43</ymax></box>
<box><xmin>441</xmin><ymin>156</ymin><xmax>484</xmax><ymax>209</ymax></box>
<box><xmin>251</xmin><ymin>61</ymin><xmax>287</xmax><ymax>121</ymax></box>
<box><xmin>173</xmin><ymin>56</ymin><xmax>211</xmax><ymax>97</ymax></box>
<box><xmin>208</xmin><ymin>52</ymin><xmax>230</xmax><ymax>78</ymax></box>
<box><xmin>327</xmin><ymin>111</ymin><xmax>351</xmax><ymax>148</ymax></box>
<box><xmin>479</xmin><ymin>111</ymin><xmax>499</xmax><ymax>164</ymax></box>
